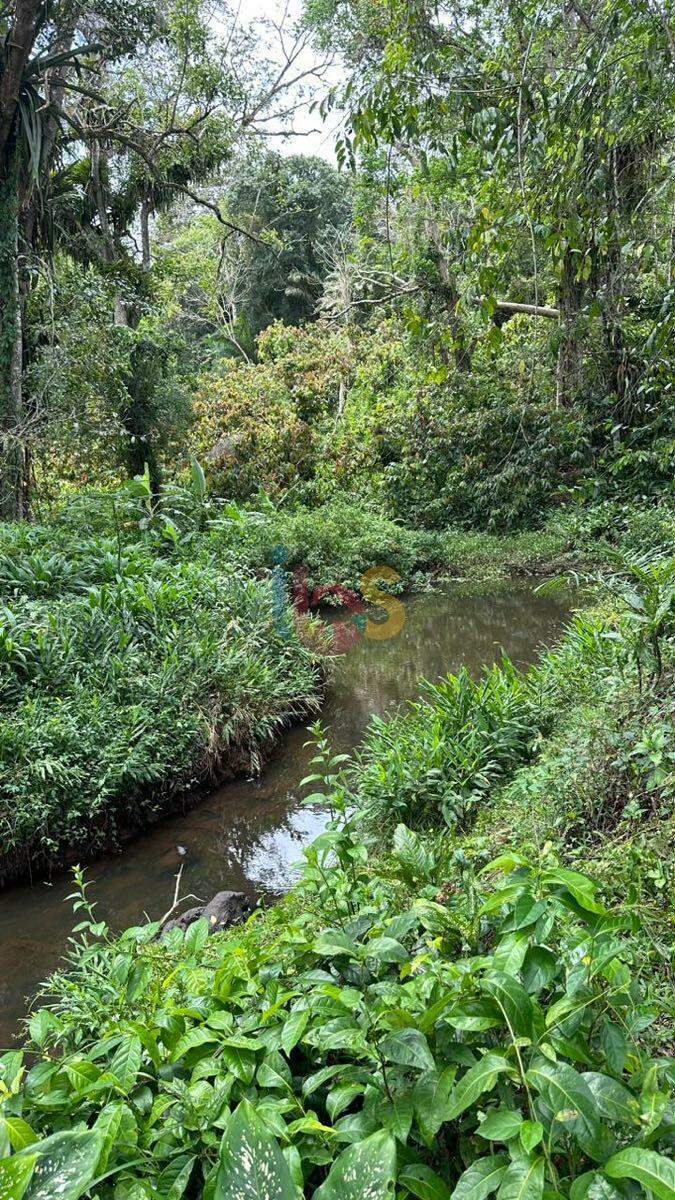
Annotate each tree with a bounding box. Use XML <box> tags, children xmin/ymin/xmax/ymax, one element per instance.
<box><xmin>305</xmin><ymin>0</ymin><xmax>675</xmax><ymax>413</ymax></box>
<box><xmin>0</xmin><ymin>0</ymin><xmax>157</xmax><ymax>517</ymax></box>
<box><xmin>1</xmin><ymin>0</ymin><xmax>334</xmax><ymax>515</ymax></box>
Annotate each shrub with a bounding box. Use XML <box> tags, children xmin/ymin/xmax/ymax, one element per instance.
<box><xmin>0</xmin><ymin>527</ymin><xmax>323</xmax><ymax>882</ymax></box>
<box><xmin>1</xmin><ymin>841</ymin><xmax>672</xmax><ymax>1199</ymax></box>
<box><xmin>352</xmin><ymin>662</ymin><xmax>542</xmax><ymax>833</ymax></box>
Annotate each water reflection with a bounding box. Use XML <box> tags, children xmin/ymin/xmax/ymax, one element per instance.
<box><xmin>0</xmin><ymin>583</ymin><xmax>570</xmax><ymax>1042</ymax></box>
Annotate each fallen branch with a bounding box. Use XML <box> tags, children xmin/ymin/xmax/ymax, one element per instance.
<box><xmin>158</xmin><ymin>864</ymin><xmax>204</xmax><ymax>927</ymax></box>
<box><xmin>494</xmin><ymin>300</ymin><xmax>560</xmax><ymax>320</ymax></box>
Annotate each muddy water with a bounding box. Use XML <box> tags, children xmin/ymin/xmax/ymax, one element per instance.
<box><xmin>0</xmin><ymin>584</ymin><xmax>570</xmax><ymax>1044</ymax></box>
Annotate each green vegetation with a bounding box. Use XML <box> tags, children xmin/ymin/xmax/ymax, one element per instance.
<box><xmin>2</xmin><ymin>588</ymin><xmax>674</xmax><ymax>1198</ymax></box>
<box><xmin>1</xmin><ymin>0</ymin><xmax>674</xmax><ymax>1197</ymax></box>
<box><xmin>0</xmin><ymin>482</ymin><xmax>326</xmax><ymax>884</ymax></box>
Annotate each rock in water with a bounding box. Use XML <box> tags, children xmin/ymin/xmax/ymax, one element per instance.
<box><xmin>161</xmin><ymin>890</ymin><xmax>252</xmax><ymax>938</ymax></box>
<box><xmin>203</xmin><ymin>891</ymin><xmax>252</xmax><ymax>932</ymax></box>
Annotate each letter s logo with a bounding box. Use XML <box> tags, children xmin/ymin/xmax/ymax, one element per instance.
<box><xmin>360</xmin><ymin>566</ymin><xmax>406</xmax><ymax>641</ymax></box>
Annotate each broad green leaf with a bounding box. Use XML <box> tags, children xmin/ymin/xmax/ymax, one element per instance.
<box><xmin>327</xmin><ymin>1084</ymin><xmax>365</xmax><ymax>1121</ymax></box>
<box><xmin>477</xmin><ymin>1108</ymin><xmax>523</xmax><ymax>1143</ymax></box>
<box><xmin>109</xmin><ymin>1035</ymin><xmax>142</xmax><ymax>1093</ymax></box>
<box><xmin>313</xmin><ymin>1129</ymin><xmax>396</xmax><ymax>1200</ymax></box>
<box><xmin>543</xmin><ymin>868</ymin><xmax>606</xmax><ymax>915</ymax></box>
<box><xmin>413</xmin><ymin>1068</ymin><xmax>457</xmax><ymax>1142</ymax></box>
<box><xmin>480</xmin><ymin>972</ymin><xmax>534</xmax><ymax>1038</ymax></box>
<box><xmin>214</xmin><ymin>1100</ymin><xmax>298</xmax><ymax>1200</ymax></box>
<box><xmin>375</xmin><ymin>1091</ymin><xmax>414</xmax><ymax>1142</ymax></box>
<box><xmin>497</xmin><ymin>1157</ymin><xmax>545</xmax><ymax>1200</ymax></box>
<box><xmin>499</xmin><ymin>895</ymin><xmax>546</xmax><ymax>934</ymax></box>
<box><xmin>582</xmin><ymin>1073</ymin><xmax>637</xmax><ymax>1125</ymax></box>
<box><xmin>521</xmin><ymin>948</ymin><xmax>559</xmax><ymax>994</ymax></box>
<box><xmin>599</xmin><ymin>1021</ymin><xmax>627</xmax><ymax>1075</ymax></box>
<box><xmin>380</xmin><ymin>1028</ymin><xmax>435</xmax><ymax>1072</ymax></box>
<box><xmin>446</xmin><ymin>1000</ymin><xmax>502</xmax><ymax>1033</ymax></box>
<box><xmin>519</xmin><ymin>1121</ymin><xmax>543</xmax><ymax>1153</ymax></box>
<box><xmin>281</xmin><ymin>1010</ymin><xmax>309</xmax><ymax>1056</ymax></box>
<box><xmin>302</xmin><ymin>1064</ymin><xmax>348</xmax><ymax>1096</ymax></box>
<box><xmin>93</xmin><ymin>1101</ymin><xmax>137</xmax><ymax>1172</ymax></box>
<box><xmin>18</xmin><ymin>1130</ymin><xmax>102</xmax><ymax>1200</ymax></box>
<box><xmin>220</xmin><ymin>1042</ymin><xmax>257</xmax><ymax>1084</ymax></box>
<box><xmin>400</xmin><ymin>1164</ymin><xmax>451</xmax><ymax>1200</ymax></box>
<box><xmin>492</xmin><ymin>933</ymin><xmax>529</xmax><ymax>977</ymax></box>
<box><xmin>603</xmin><ymin>1146</ymin><xmax>675</xmax><ymax>1200</ymax></box>
<box><xmin>451</xmin><ymin>1155</ymin><xmax>508</xmax><ymax>1200</ymax></box>
<box><xmin>157</xmin><ymin>1154</ymin><xmax>195</xmax><ymax>1199</ymax></box>
<box><xmin>444</xmin><ymin>1055</ymin><xmax>511</xmax><ymax>1122</ymax></box>
<box><xmin>257</xmin><ymin>1051</ymin><xmax>292</xmax><ymax>1091</ymax></box>
<box><xmin>172</xmin><ymin>1027</ymin><xmax>219</xmax><ymax>1062</ymax></box>
<box><xmin>392</xmin><ymin>824</ymin><xmax>435</xmax><ymax>881</ymax></box>
<box><xmin>0</xmin><ymin>1119</ymin><xmax>36</xmax><ymax>1152</ymax></box>
<box><xmin>364</xmin><ymin>936</ymin><xmax>408</xmax><ymax>963</ymax></box>
<box><xmin>313</xmin><ymin>931</ymin><xmax>359</xmax><ymax>959</ymax></box>
<box><xmin>0</xmin><ymin>1154</ymin><xmax>36</xmax><ymax>1200</ymax></box>
<box><xmin>526</xmin><ymin>1060</ymin><xmax>599</xmax><ymax>1138</ymax></box>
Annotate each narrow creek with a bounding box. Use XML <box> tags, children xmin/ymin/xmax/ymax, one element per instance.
<box><xmin>0</xmin><ymin>583</ymin><xmax>570</xmax><ymax>1044</ymax></box>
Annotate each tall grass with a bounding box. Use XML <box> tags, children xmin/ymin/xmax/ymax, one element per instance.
<box><xmin>0</xmin><ymin>528</ymin><xmax>324</xmax><ymax>883</ymax></box>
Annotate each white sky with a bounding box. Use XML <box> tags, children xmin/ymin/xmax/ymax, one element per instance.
<box><xmin>248</xmin><ymin>0</ymin><xmax>342</xmax><ymax>161</ymax></box>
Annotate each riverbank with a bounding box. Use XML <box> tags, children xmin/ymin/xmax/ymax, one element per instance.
<box><xmin>3</xmin><ymin>566</ymin><xmax>673</xmax><ymax>1198</ymax></box>
<box><xmin>0</xmin><ymin>524</ymin><xmax>326</xmax><ymax>885</ymax></box>
<box><xmin>2</xmin><ymin>489</ymin><xmax>674</xmax><ymax>883</ymax></box>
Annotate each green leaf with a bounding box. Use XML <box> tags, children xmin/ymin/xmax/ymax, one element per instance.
<box><xmin>444</xmin><ymin>1054</ymin><xmax>511</xmax><ymax>1122</ymax></box>
<box><xmin>93</xmin><ymin>1101</ymin><xmax>137</xmax><ymax>1172</ymax></box>
<box><xmin>477</xmin><ymin>1108</ymin><xmax>523</xmax><ymax>1143</ymax></box>
<box><xmin>519</xmin><ymin>1121</ymin><xmax>543</xmax><ymax>1153</ymax></box>
<box><xmin>381</xmin><ymin>1028</ymin><xmax>435</xmax><ymax>1072</ymax></box>
<box><xmin>19</xmin><ymin>1130</ymin><xmax>102</xmax><ymax>1200</ymax></box>
<box><xmin>281</xmin><ymin>1010</ymin><xmax>309</xmax><ymax>1056</ymax></box>
<box><xmin>109</xmin><ymin>1035</ymin><xmax>142</xmax><ymax>1093</ymax></box>
<box><xmin>450</xmin><ymin>1155</ymin><xmax>508</xmax><ymax>1200</ymax></box>
<box><xmin>157</xmin><ymin>1154</ymin><xmax>195</xmax><ymax>1199</ymax></box>
<box><xmin>0</xmin><ymin>1119</ymin><xmax>36</xmax><ymax>1152</ymax></box>
<box><xmin>364</xmin><ymin>936</ymin><xmax>408</xmax><ymax>964</ymax></box>
<box><xmin>480</xmin><ymin>972</ymin><xmax>534</xmax><ymax>1038</ymax></box>
<box><xmin>521</xmin><ymin>948</ymin><xmax>559</xmax><ymax>994</ymax></box>
<box><xmin>313</xmin><ymin>931</ymin><xmax>359</xmax><ymax>959</ymax></box>
<box><xmin>603</xmin><ymin>1146</ymin><xmax>675</xmax><ymax>1199</ymax></box>
<box><xmin>413</xmin><ymin>1068</ymin><xmax>457</xmax><ymax>1142</ymax></box>
<box><xmin>582</xmin><ymin>1073</ymin><xmax>637</xmax><ymax>1125</ymax></box>
<box><xmin>497</xmin><ymin>1157</ymin><xmax>545</xmax><ymax>1200</ymax></box>
<box><xmin>543</xmin><ymin>868</ymin><xmax>606</xmax><ymax>915</ymax></box>
<box><xmin>376</xmin><ymin>1091</ymin><xmax>414</xmax><ymax>1142</ymax></box>
<box><xmin>392</xmin><ymin>824</ymin><xmax>435</xmax><ymax>881</ymax></box>
<box><xmin>214</xmin><ymin>1099</ymin><xmax>298</xmax><ymax>1200</ymax></box>
<box><xmin>190</xmin><ymin>455</ymin><xmax>207</xmax><ymax>500</ymax></box>
<box><xmin>220</xmin><ymin>1041</ymin><xmax>257</xmax><ymax>1084</ymax></box>
<box><xmin>172</xmin><ymin>1027</ymin><xmax>220</xmax><ymax>1062</ymax></box>
<box><xmin>0</xmin><ymin>1154</ymin><xmax>36</xmax><ymax>1200</ymax></box>
<box><xmin>302</xmin><ymin>1064</ymin><xmax>347</xmax><ymax>1097</ymax></box>
<box><xmin>313</xmin><ymin>1130</ymin><xmax>396</xmax><ymax>1200</ymax></box>
<box><xmin>327</xmin><ymin>1084</ymin><xmax>365</xmax><ymax>1122</ymax></box>
<box><xmin>400</xmin><ymin>1164</ymin><xmax>451</xmax><ymax>1200</ymax></box>
<box><xmin>526</xmin><ymin>1060</ymin><xmax>599</xmax><ymax>1137</ymax></box>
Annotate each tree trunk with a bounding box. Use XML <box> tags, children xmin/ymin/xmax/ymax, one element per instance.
<box><xmin>0</xmin><ymin>146</ymin><xmax>25</xmax><ymax>520</ymax></box>
<box><xmin>0</xmin><ymin>0</ymin><xmax>41</xmax><ymax>519</ymax></box>
<box><xmin>555</xmin><ymin>247</ymin><xmax>585</xmax><ymax>406</ymax></box>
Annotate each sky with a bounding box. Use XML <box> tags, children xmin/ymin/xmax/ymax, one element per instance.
<box><xmin>249</xmin><ymin>0</ymin><xmax>342</xmax><ymax>161</ymax></box>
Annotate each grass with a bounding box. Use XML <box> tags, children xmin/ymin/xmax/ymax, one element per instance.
<box><xmin>0</xmin><ymin>524</ymin><xmax>325</xmax><ymax>884</ymax></box>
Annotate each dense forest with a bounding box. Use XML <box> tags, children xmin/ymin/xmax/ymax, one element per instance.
<box><xmin>0</xmin><ymin>1</ymin><xmax>674</xmax><ymax>1198</ymax></box>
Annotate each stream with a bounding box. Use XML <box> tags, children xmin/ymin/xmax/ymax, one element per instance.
<box><xmin>0</xmin><ymin>583</ymin><xmax>571</xmax><ymax>1045</ymax></box>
